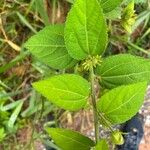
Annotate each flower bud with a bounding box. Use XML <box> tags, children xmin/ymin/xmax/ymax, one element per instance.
<box><xmin>111</xmin><ymin>131</ymin><xmax>124</xmax><ymax>145</ymax></box>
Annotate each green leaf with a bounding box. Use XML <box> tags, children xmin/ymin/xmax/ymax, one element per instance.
<box><xmin>132</xmin><ymin>10</ymin><xmax>150</xmax><ymax>32</ymax></box>
<box><xmin>97</xmin><ymin>82</ymin><xmax>147</xmax><ymax>124</ymax></box>
<box><xmin>0</xmin><ymin>100</ymin><xmax>22</xmax><ymax>111</ymax></box>
<box><xmin>25</xmin><ymin>24</ymin><xmax>77</xmax><ymax>69</ymax></box>
<box><xmin>0</xmin><ymin>128</ymin><xmax>6</xmax><ymax>141</ymax></box>
<box><xmin>100</xmin><ymin>0</ymin><xmax>123</xmax><ymax>13</ymax></box>
<box><xmin>46</xmin><ymin>128</ymin><xmax>95</xmax><ymax>150</ymax></box>
<box><xmin>65</xmin><ymin>0</ymin><xmax>108</xmax><ymax>60</ymax></box>
<box><xmin>105</xmin><ymin>7</ymin><xmax>122</xmax><ymax>20</ymax></box>
<box><xmin>8</xmin><ymin>100</ymin><xmax>24</xmax><ymax>130</ymax></box>
<box><xmin>35</xmin><ymin>0</ymin><xmax>50</xmax><ymax>25</ymax></box>
<box><xmin>32</xmin><ymin>74</ymin><xmax>90</xmax><ymax>111</ymax></box>
<box><xmin>94</xmin><ymin>139</ymin><xmax>109</xmax><ymax>150</ymax></box>
<box><xmin>16</xmin><ymin>12</ymin><xmax>37</xmax><ymax>33</ymax></box>
<box><xmin>96</xmin><ymin>54</ymin><xmax>150</xmax><ymax>89</ymax></box>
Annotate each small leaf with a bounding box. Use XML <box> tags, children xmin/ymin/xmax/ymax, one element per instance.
<box><xmin>16</xmin><ymin>12</ymin><xmax>37</xmax><ymax>33</ymax></box>
<box><xmin>8</xmin><ymin>100</ymin><xmax>24</xmax><ymax>130</ymax></box>
<box><xmin>94</xmin><ymin>139</ymin><xmax>109</xmax><ymax>150</ymax></box>
<box><xmin>100</xmin><ymin>0</ymin><xmax>123</xmax><ymax>13</ymax></box>
<box><xmin>0</xmin><ymin>100</ymin><xmax>22</xmax><ymax>111</ymax></box>
<box><xmin>111</xmin><ymin>131</ymin><xmax>124</xmax><ymax>145</ymax></box>
<box><xmin>25</xmin><ymin>24</ymin><xmax>77</xmax><ymax>69</ymax></box>
<box><xmin>65</xmin><ymin>0</ymin><xmax>108</xmax><ymax>60</ymax></box>
<box><xmin>97</xmin><ymin>82</ymin><xmax>147</xmax><ymax>124</ymax></box>
<box><xmin>32</xmin><ymin>74</ymin><xmax>90</xmax><ymax>111</ymax></box>
<box><xmin>46</xmin><ymin>128</ymin><xmax>95</xmax><ymax>150</ymax></box>
<box><xmin>96</xmin><ymin>54</ymin><xmax>150</xmax><ymax>89</ymax></box>
<box><xmin>0</xmin><ymin>128</ymin><xmax>6</xmax><ymax>141</ymax></box>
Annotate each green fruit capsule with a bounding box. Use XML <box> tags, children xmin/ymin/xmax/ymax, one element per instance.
<box><xmin>111</xmin><ymin>131</ymin><xmax>124</xmax><ymax>145</ymax></box>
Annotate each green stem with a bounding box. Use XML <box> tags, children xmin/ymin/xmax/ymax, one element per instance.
<box><xmin>90</xmin><ymin>66</ymin><xmax>99</xmax><ymax>144</ymax></box>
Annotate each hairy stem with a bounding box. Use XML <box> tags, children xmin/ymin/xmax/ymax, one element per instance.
<box><xmin>90</xmin><ymin>66</ymin><xmax>99</xmax><ymax>143</ymax></box>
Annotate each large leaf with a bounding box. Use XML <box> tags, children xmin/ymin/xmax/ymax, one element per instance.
<box><xmin>100</xmin><ymin>0</ymin><xmax>123</xmax><ymax>13</ymax></box>
<box><xmin>65</xmin><ymin>0</ymin><xmax>108</xmax><ymax>60</ymax></box>
<box><xmin>46</xmin><ymin>128</ymin><xmax>95</xmax><ymax>150</ymax></box>
<box><xmin>97</xmin><ymin>82</ymin><xmax>147</xmax><ymax>124</ymax></box>
<box><xmin>96</xmin><ymin>54</ymin><xmax>150</xmax><ymax>89</ymax></box>
<box><xmin>94</xmin><ymin>139</ymin><xmax>109</xmax><ymax>150</ymax></box>
<box><xmin>25</xmin><ymin>25</ymin><xmax>76</xmax><ymax>69</ymax></box>
<box><xmin>32</xmin><ymin>74</ymin><xmax>90</xmax><ymax>111</ymax></box>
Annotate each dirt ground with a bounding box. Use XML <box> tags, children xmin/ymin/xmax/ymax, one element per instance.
<box><xmin>139</xmin><ymin>86</ymin><xmax>150</xmax><ymax>150</ymax></box>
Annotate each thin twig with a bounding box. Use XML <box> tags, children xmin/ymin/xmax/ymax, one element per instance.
<box><xmin>90</xmin><ymin>66</ymin><xmax>99</xmax><ymax>143</ymax></box>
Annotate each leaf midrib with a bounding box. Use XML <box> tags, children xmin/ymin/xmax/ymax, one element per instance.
<box><xmin>104</xmin><ymin>88</ymin><xmax>142</xmax><ymax>115</ymax></box>
<box><xmin>102</xmin><ymin>71</ymin><xmax>150</xmax><ymax>79</ymax></box>
<box><xmin>101</xmin><ymin>60</ymin><xmax>144</xmax><ymax>75</ymax></box>
<box><xmin>50</xmin><ymin>82</ymin><xmax>86</xmax><ymax>98</ymax></box>
<box><xmin>85</xmin><ymin>0</ymin><xmax>89</xmax><ymax>53</ymax></box>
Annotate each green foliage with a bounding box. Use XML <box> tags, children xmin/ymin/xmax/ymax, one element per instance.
<box><xmin>65</xmin><ymin>0</ymin><xmax>108</xmax><ymax>60</ymax></box>
<box><xmin>94</xmin><ymin>139</ymin><xmax>109</xmax><ymax>150</ymax></box>
<box><xmin>46</xmin><ymin>128</ymin><xmax>95</xmax><ymax>150</ymax></box>
<box><xmin>97</xmin><ymin>82</ymin><xmax>147</xmax><ymax>124</ymax></box>
<box><xmin>7</xmin><ymin>100</ymin><xmax>24</xmax><ymax>131</ymax></box>
<box><xmin>32</xmin><ymin>74</ymin><xmax>90</xmax><ymax>111</ymax></box>
<box><xmin>35</xmin><ymin>0</ymin><xmax>50</xmax><ymax>25</ymax></box>
<box><xmin>25</xmin><ymin>25</ymin><xmax>77</xmax><ymax>69</ymax></box>
<box><xmin>0</xmin><ymin>128</ymin><xmax>6</xmax><ymax>142</ymax></box>
<box><xmin>100</xmin><ymin>0</ymin><xmax>123</xmax><ymax>13</ymax></box>
<box><xmin>66</xmin><ymin>0</ymin><xmax>123</xmax><ymax>14</ymax></box>
<box><xmin>0</xmin><ymin>99</ymin><xmax>24</xmax><ymax>133</ymax></box>
<box><xmin>96</xmin><ymin>54</ymin><xmax>150</xmax><ymax>89</ymax></box>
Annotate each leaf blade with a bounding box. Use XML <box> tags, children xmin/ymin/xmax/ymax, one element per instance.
<box><xmin>32</xmin><ymin>74</ymin><xmax>90</xmax><ymax>111</ymax></box>
<box><xmin>65</xmin><ymin>0</ymin><xmax>108</xmax><ymax>60</ymax></box>
<box><xmin>97</xmin><ymin>82</ymin><xmax>147</xmax><ymax>124</ymax></box>
<box><xmin>8</xmin><ymin>100</ymin><xmax>24</xmax><ymax>130</ymax></box>
<box><xmin>96</xmin><ymin>54</ymin><xmax>150</xmax><ymax>89</ymax></box>
<box><xmin>25</xmin><ymin>24</ymin><xmax>77</xmax><ymax>69</ymax></box>
<box><xmin>46</xmin><ymin>128</ymin><xmax>95</xmax><ymax>150</ymax></box>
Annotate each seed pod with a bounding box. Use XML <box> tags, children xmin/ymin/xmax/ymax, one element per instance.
<box><xmin>111</xmin><ymin>131</ymin><xmax>124</xmax><ymax>145</ymax></box>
